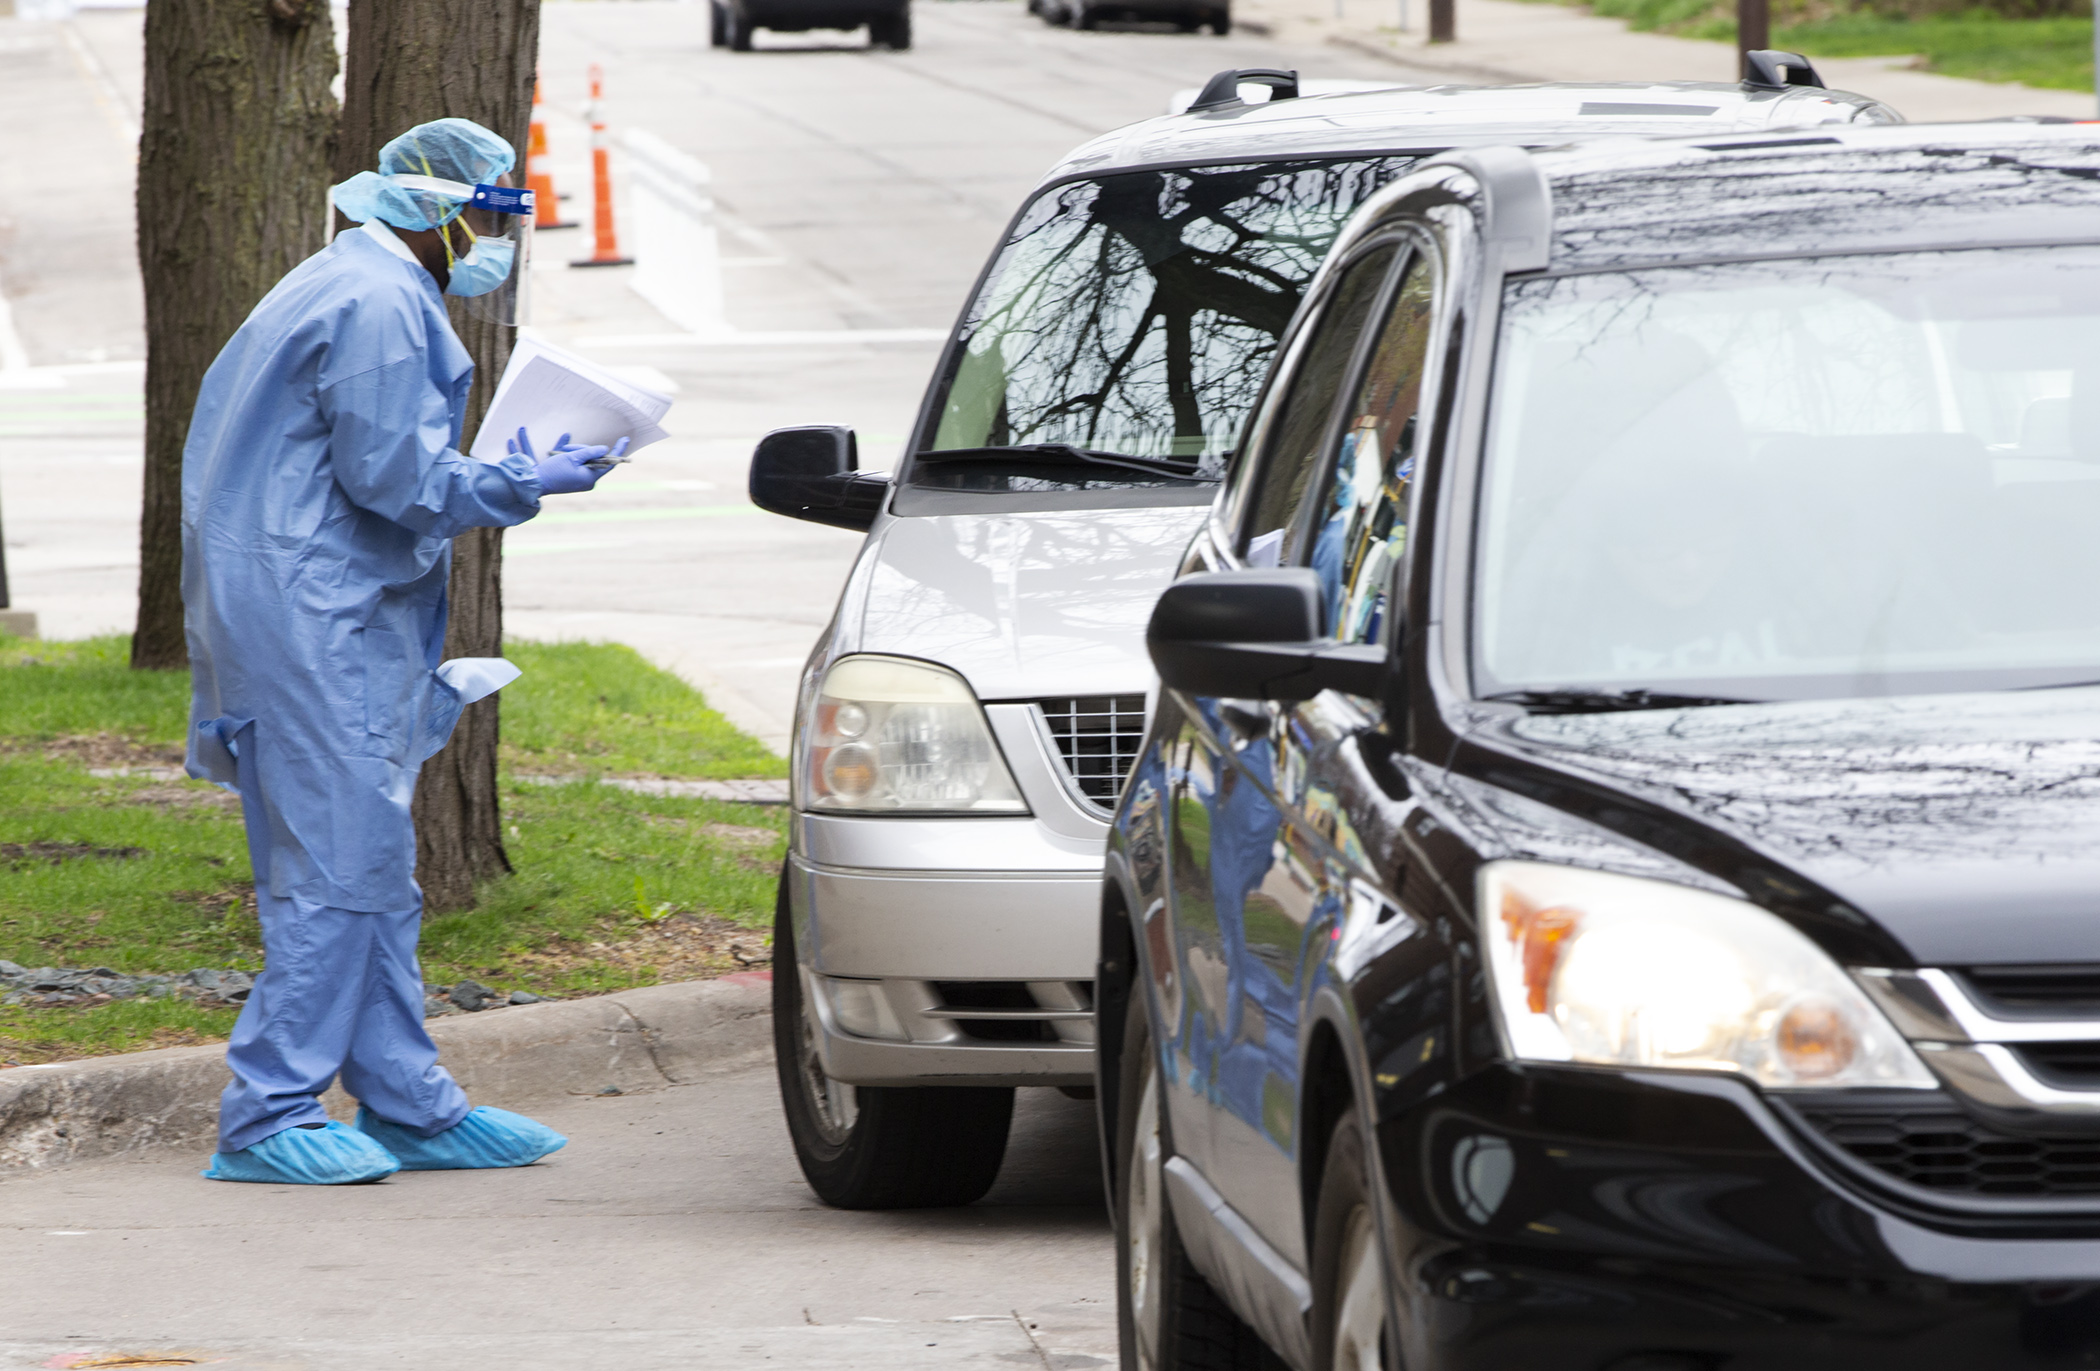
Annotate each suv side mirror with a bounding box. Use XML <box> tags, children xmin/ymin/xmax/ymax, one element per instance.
<box><xmin>748</xmin><ymin>426</ymin><xmax>890</xmax><ymax>532</ymax></box>
<box><xmin>1146</xmin><ymin>568</ymin><xmax>1389</xmax><ymax>703</ymax></box>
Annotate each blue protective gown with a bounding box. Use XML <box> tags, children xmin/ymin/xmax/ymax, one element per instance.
<box><xmin>182</xmin><ymin>225</ymin><xmax>544</xmax><ymax>1152</ymax></box>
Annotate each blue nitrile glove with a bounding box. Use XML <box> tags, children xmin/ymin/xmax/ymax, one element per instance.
<box><xmin>509</xmin><ymin>428</ymin><xmax>629</xmax><ymax>495</ymax></box>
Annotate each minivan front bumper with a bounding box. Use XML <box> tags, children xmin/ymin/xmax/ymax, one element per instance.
<box><xmin>1384</xmin><ymin>1063</ymin><xmax>2100</xmax><ymax>1370</ymax></box>
<box><xmin>785</xmin><ymin>715</ymin><xmax>1112</xmax><ymax>1088</ymax></box>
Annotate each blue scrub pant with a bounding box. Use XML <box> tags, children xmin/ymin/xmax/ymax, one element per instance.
<box><xmin>217</xmin><ymin>740</ymin><xmax>470</xmax><ymax>1154</ymax></box>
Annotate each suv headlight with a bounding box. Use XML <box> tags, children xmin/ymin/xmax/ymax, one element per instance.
<box><xmin>802</xmin><ymin>655</ymin><xmax>1028</xmax><ymax>815</ymax></box>
<box><xmin>1480</xmin><ymin>861</ymin><xmax>1933</xmax><ymax>1089</ymax></box>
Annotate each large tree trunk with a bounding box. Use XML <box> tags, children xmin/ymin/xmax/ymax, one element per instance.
<box><xmin>133</xmin><ymin>0</ymin><xmax>340</xmax><ymax>670</ymax></box>
<box><xmin>338</xmin><ymin>0</ymin><xmax>540</xmax><ymax>912</ymax></box>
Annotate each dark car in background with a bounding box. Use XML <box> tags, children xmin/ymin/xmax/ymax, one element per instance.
<box><xmin>712</xmin><ymin>0</ymin><xmax>910</xmax><ymax>50</ymax></box>
<box><xmin>1030</xmin><ymin>0</ymin><xmax>1231</xmax><ymax>36</ymax></box>
<box><xmin>1099</xmin><ymin>123</ymin><xmax>2100</xmax><ymax>1369</ymax></box>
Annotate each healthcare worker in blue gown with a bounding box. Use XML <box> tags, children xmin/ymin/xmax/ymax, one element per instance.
<box><xmin>182</xmin><ymin>118</ymin><xmax>624</xmax><ymax>1186</ymax></box>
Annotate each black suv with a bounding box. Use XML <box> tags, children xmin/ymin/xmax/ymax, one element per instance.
<box><xmin>1099</xmin><ymin>123</ymin><xmax>2100</xmax><ymax>1370</ymax></box>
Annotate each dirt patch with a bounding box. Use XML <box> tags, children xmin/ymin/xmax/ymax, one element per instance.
<box><xmin>2</xmin><ymin>733</ymin><xmax>186</xmax><ymax>771</ymax></box>
<box><xmin>638</xmin><ymin>816</ymin><xmax>780</xmax><ymax>846</ymax></box>
<box><xmin>504</xmin><ymin>913</ymin><xmax>772</xmax><ymax>984</ymax></box>
<box><xmin>124</xmin><ymin>781</ymin><xmax>240</xmax><ymax>810</ymax></box>
<box><xmin>0</xmin><ymin>841</ymin><xmax>148</xmax><ymax>865</ymax></box>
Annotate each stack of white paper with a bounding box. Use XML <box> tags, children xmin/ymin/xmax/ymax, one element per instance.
<box><xmin>467</xmin><ymin>335</ymin><xmax>674</xmax><ymax>462</ymax></box>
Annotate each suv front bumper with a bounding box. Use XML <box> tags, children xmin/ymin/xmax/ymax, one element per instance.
<box><xmin>1383</xmin><ymin>1064</ymin><xmax>2100</xmax><ymax>1368</ymax></box>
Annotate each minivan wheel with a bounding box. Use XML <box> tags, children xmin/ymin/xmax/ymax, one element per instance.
<box><xmin>771</xmin><ymin>864</ymin><xmax>1015</xmax><ymax>1208</ymax></box>
<box><xmin>1209</xmin><ymin>11</ymin><xmax>1231</xmax><ymax>32</ymax></box>
<box><xmin>1116</xmin><ymin>994</ymin><xmax>1283</xmax><ymax>1370</ymax></box>
<box><xmin>1310</xmin><ymin>1106</ymin><xmax>1394</xmax><ymax>1371</ymax></box>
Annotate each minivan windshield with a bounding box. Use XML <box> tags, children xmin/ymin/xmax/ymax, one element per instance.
<box><xmin>1476</xmin><ymin>245</ymin><xmax>2100</xmax><ymax>704</ymax></box>
<box><xmin>909</xmin><ymin>157</ymin><xmax>1414</xmax><ymax>505</ymax></box>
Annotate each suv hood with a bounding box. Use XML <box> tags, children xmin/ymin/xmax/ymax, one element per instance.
<box><xmin>1469</xmin><ymin>687</ymin><xmax>2100</xmax><ymax>965</ymax></box>
<box><xmin>853</xmin><ymin>505</ymin><xmax>1210</xmax><ymax>702</ymax></box>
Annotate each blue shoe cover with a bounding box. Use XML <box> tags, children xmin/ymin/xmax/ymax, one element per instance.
<box><xmin>202</xmin><ymin>1120</ymin><xmax>400</xmax><ymax>1184</ymax></box>
<box><xmin>353</xmin><ymin>1104</ymin><xmax>567</xmax><ymax>1170</ymax></box>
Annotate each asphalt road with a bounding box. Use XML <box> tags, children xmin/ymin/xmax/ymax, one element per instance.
<box><xmin>0</xmin><ymin>0</ymin><xmax>1435</xmax><ymax>746</ymax></box>
<box><xmin>0</xmin><ymin>4</ymin><xmax>1438</xmax><ymax>1366</ymax></box>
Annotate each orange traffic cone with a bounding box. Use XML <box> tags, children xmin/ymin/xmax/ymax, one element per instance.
<box><xmin>527</xmin><ymin>74</ymin><xmax>577</xmax><ymax>230</ymax></box>
<box><xmin>571</xmin><ymin>64</ymin><xmax>632</xmax><ymax>268</ymax></box>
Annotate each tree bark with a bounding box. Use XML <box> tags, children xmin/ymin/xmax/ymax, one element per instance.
<box><xmin>133</xmin><ymin>0</ymin><xmax>340</xmax><ymax>669</ymax></box>
<box><xmin>338</xmin><ymin>0</ymin><xmax>540</xmax><ymax>912</ymax></box>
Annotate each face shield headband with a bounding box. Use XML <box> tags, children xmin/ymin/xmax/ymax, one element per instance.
<box><xmin>387</xmin><ymin>174</ymin><xmax>537</xmax><ymax>324</ymax></box>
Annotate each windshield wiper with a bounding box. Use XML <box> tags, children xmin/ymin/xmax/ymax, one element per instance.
<box><xmin>1483</xmin><ymin>687</ymin><xmax>1758</xmax><ymax>714</ymax></box>
<box><xmin>914</xmin><ymin>443</ymin><xmax>1213</xmax><ymax>482</ymax></box>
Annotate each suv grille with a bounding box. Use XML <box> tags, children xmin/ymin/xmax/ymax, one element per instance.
<box><xmin>1038</xmin><ymin>695</ymin><xmax>1146</xmax><ymax>807</ymax></box>
<box><xmin>2017</xmin><ymin>1042</ymin><xmax>2100</xmax><ymax>1088</ymax></box>
<box><xmin>1791</xmin><ymin>1095</ymin><xmax>2100</xmax><ymax>1197</ymax></box>
<box><xmin>1959</xmin><ymin>964</ymin><xmax>2100</xmax><ymax>1014</ymax></box>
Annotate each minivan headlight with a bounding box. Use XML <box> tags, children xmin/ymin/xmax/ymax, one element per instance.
<box><xmin>802</xmin><ymin>655</ymin><xmax>1028</xmax><ymax>814</ymax></box>
<box><xmin>1480</xmin><ymin>861</ymin><xmax>1933</xmax><ymax>1089</ymax></box>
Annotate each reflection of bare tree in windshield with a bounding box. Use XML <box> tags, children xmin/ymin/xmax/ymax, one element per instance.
<box><xmin>926</xmin><ymin>158</ymin><xmax>1413</xmax><ymax>475</ymax></box>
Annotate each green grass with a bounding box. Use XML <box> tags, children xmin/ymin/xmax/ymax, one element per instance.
<box><xmin>0</xmin><ymin>998</ymin><xmax>242</xmax><ymax>1065</ymax></box>
<box><xmin>0</xmin><ymin>634</ymin><xmax>189</xmax><ymax>737</ymax></box>
<box><xmin>0</xmin><ymin>635</ymin><xmax>784</xmax><ymax>1064</ymax></box>
<box><xmin>1523</xmin><ymin>0</ymin><xmax>2097</xmax><ymax>91</ymax></box>
<box><xmin>1775</xmin><ymin>12</ymin><xmax>2093</xmax><ymax>89</ymax></box>
<box><xmin>501</xmin><ymin>640</ymin><xmax>786</xmax><ymax>779</ymax></box>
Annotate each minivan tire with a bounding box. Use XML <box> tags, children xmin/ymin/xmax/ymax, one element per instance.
<box><xmin>1309</xmin><ymin>1105</ymin><xmax>1396</xmax><ymax>1371</ymax></box>
<box><xmin>772</xmin><ymin>864</ymin><xmax>1014</xmax><ymax>1208</ymax></box>
<box><xmin>869</xmin><ymin>10</ymin><xmax>912</xmax><ymax>47</ymax></box>
<box><xmin>709</xmin><ymin>1</ymin><xmax>728</xmax><ymax>44</ymax></box>
<box><xmin>1116</xmin><ymin>994</ymin><xmax>1285</xmax><ymax>1370</ymax></box>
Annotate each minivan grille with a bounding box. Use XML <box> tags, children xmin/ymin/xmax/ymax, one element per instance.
<box><xmin>1038</xmin><ymin>695</ymin><xmax>1146</xmax><ymax>807</ymax></box>
<box><xmin>1791</xmin><ymin>1095</ymin><xmax>2100</xmax><ymax>1197</ymax></box>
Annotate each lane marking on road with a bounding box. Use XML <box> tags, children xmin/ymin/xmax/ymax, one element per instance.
<box><xmin>501</xmin><ymin>541</ymin><xmax>617</xmax><ymax>559</ymax></box>
<box><xmin>577</xmin><ymin>328</ymin><xmax>947</xmax><ymax>348</ymax></box>
<box><xmin>60</xmin><ymin>19</ymin><xmax>140</xmax><ymax>149</ymax></box>
<box><xmin>528</xmin><ymin>504</ymin><xmax>761</xmax><ymax>526</ymax></box>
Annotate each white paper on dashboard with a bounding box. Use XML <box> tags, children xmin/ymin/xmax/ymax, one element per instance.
<box><xmin>467</xmin><ymin>334</ymin><xmax>673</xmax><ymax>462</ymax></box>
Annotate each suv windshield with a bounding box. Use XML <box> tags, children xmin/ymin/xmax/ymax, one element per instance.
<box><xmin>907</xmin><ymin>157</ymin><xmax>1415</xmax><ymax>507</ymax></box>
<box><xmin>1477</xmin><ymin>245</ymin><xmax>2100</xmax><ymax>704</ymax></box>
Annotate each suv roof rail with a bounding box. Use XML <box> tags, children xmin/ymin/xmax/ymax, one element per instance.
<box><xmin>1742</xmin><ymin>49</ymin><xmax>1824</xmax><ymax>91</ymax></box>
<box><xmin>1188</xmin><ymin>68</ymin><xmax>1299</xmax><ymax>113</ymax></box>
<box><xmin>1420</xmin><ymin>145</ymin><xmax>1553</xmax><ymax>274</ymax></box>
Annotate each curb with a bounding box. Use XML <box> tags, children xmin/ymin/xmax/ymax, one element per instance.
<box><xmin>0</xmin><ymin>972</ymin><xmax>773</xmax><ymax>1171</ymax></box>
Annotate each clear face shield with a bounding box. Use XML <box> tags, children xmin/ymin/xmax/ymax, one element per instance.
<box><xmin>390</xmin><ymin>174</ymin><xmax>536</xmax><ymax>326</ymax></box>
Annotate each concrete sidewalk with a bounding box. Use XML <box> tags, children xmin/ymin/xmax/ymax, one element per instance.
<box><xmin>0</xmin><ymin>1061</ymin><xmax>1117</xmax><ymax>1370</ymax></box>
<box><xmin>1238</xmin><ymin>0</ymin><xmax>2097</xmax><ymax>120</ymax></box>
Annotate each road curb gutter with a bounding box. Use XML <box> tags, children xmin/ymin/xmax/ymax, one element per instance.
<box><xmin>0</xmin><ymin>972</ymin><xmax>773</xmax><ymax>1171</ymax></box>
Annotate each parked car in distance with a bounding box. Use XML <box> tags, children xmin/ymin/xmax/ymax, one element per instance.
<box><xmin>1099</xmin><ymin>121</ymin><xmax>2100</xmax><ymax>1370</ymax></box>
<box><xmin>711</xmin><ymin>0</ymin><xmax>909</xmax><ymax>51</ymax></box>
<box><xmin>750</xmin><ymin>63</ymin><xmax>1901</xmax><ymax>1213</ymax></box>
<box><xmin>1031</xmin><ymin>0</ymin><xmax>1229</xmax><ymax>35</ymax></box>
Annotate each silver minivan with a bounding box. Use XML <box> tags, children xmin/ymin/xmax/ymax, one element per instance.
<box><xmin>748</xmin><ymin>63</ymin><xmax>1899</xmax><ymax>1209</ymax></box>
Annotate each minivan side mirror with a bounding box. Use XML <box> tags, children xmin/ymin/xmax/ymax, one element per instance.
<box><xmin>748</xmin><ymin>426</ymin><xmax>890</xmax><ymax>532</ymax></box>
<box><xmin>1146</xmin><ymin>568</ymin><xmax>1389</xmax><ymax>703</ymax></box>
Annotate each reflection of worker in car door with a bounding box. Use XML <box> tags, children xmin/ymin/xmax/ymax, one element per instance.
<box><xmin>1313</xmin><ymin>414</ymin><xmax>1415</xmax><ymax>639</ymax></box>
